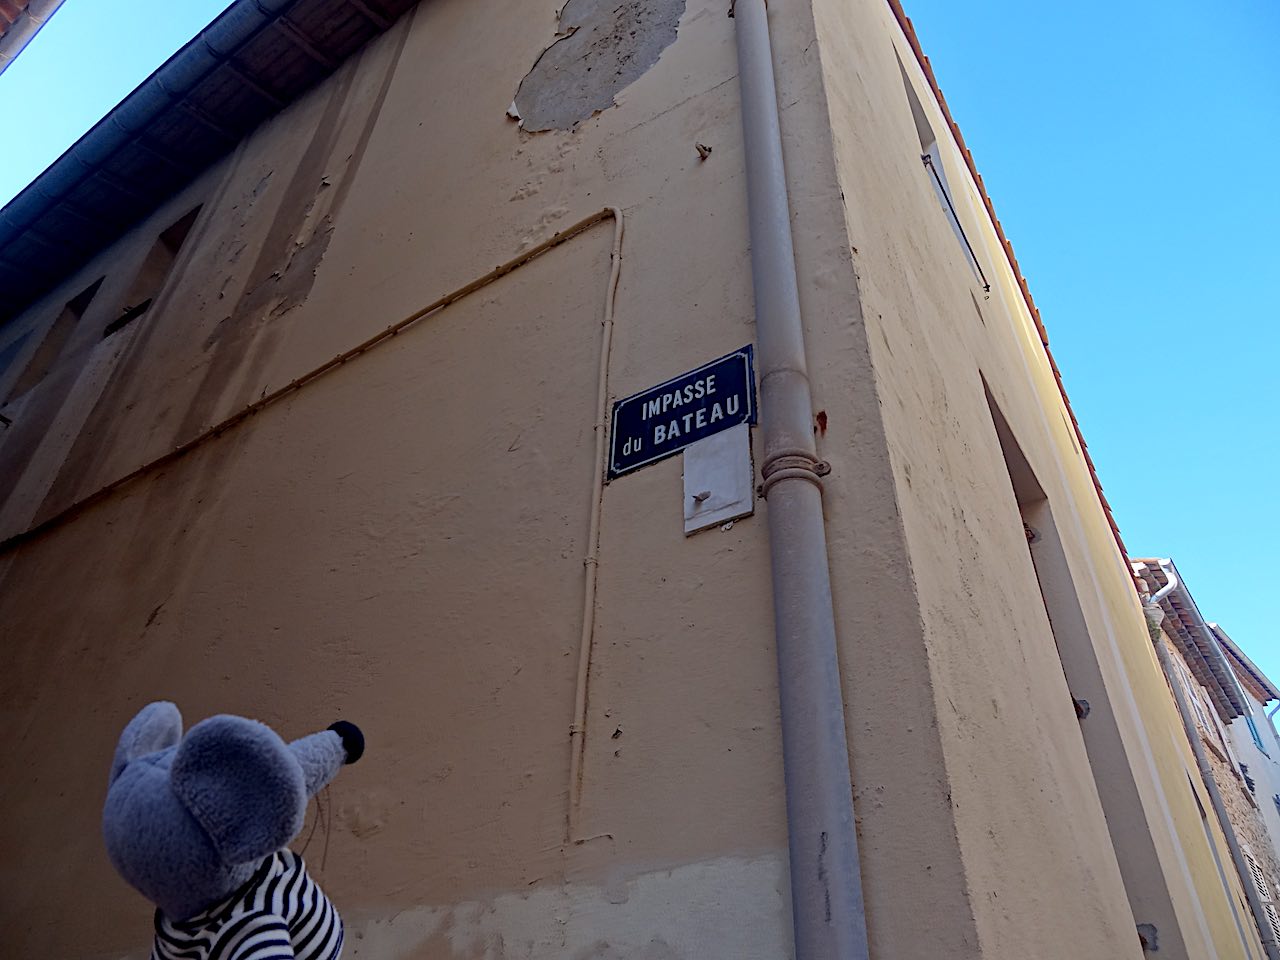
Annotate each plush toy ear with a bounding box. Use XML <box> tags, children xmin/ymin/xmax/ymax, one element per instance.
<box><xmin>109</xmin><ymin>701</ymin><xmax>183</xmax><ymax>785</ymax></box>
<box><xmin>170</xmin><ymin>715</ymin><xmax>306</xmax><ymax>866</ymax></box>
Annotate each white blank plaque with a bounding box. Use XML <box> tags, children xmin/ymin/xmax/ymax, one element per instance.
<box><xmin>682</xmin><ymin>422</ymin><xmax>755</xmax><ymax>535</ymax></box>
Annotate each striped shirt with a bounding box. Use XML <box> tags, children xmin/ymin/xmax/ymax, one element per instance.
<box><xmin>152</xmin><ymin>850</ymin><xmax>343</xmax><ymax>960</ymax></box>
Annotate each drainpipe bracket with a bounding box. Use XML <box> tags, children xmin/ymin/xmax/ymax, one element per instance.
<box><xmin>758</xmin><ymin>454</ymin><xmax>829</xmax><ymax>498</ymax></box>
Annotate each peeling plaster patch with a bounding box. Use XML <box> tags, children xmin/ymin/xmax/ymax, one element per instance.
<box><xmin>512</xmin><ymin>0</ymin><xmax>686</xmax><ymax>132</ymax></box>
<box><xmin>343</xmin><ymin>853</ymin><xmax>789</xmax><ymax>959</ymax></box>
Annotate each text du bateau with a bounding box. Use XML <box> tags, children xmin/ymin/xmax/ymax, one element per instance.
<box><xmin>642</xmin><ymin>374</ymin><xmax>739</xmax><ymax>444</ymax></box>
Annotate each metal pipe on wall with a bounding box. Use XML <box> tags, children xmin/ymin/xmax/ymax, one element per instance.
<box><xmin>0</xmin><ymin>209</ymin><xmax>625</xmax><ymax>555</ymax></box>
<box><xmin>1146</xmin><ymin>562</ymin><xmax>1280</xmax><ymax>960</ymax></box>
<box><xmin>732</xmin><ymin>2</ymin><xmax>870</xmax><ymax>958</ymax></box>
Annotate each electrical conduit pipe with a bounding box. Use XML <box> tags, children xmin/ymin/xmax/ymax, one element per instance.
<box><xmin>1145</xmin><ymin>561</ymin><xmax>1280</xmax><ymax>960</ymax></box>
<box><xmin>733</xmin><ymin>2</ymin><xmax>870</xmax><ymax>958</ymax></box>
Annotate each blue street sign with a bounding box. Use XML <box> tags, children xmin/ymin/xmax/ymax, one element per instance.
<box><xmin>608</xmin><ymin>345</ymin><xmax>756</xmax><ymax>479</ymax></box>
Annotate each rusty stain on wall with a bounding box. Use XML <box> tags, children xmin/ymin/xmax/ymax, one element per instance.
<box><xmin>511</xmin><ymin>0</ymin><xmax>686</xmax><ymax>132</ymax></box>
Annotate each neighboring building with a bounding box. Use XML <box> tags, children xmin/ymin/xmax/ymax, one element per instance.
<box><xmin>1215</xmin><ymin>624</ymin><xmax>1280</xmax><ymax>869</ymax></box>
<box><xmin>0</xmin><ymin>2</ymin><xmax>1271</xmax><ymax>959</ymax></box>
<box><xmin>1135</xmin><ymin>558</ymin><xmax>1280</xmax><ymax>957</ymax></box>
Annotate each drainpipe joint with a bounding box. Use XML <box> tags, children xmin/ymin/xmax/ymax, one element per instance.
<box><xmin>759</xmin><ymin>450</ymin><xmax>831</xmax><ymax>498</ymax></box>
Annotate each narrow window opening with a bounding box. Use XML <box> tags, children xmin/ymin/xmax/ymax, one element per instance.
<box><xmin>984</xmin><ymin>378</ymin><xmax>1160</xmax><ymax>925</ymax></box>
<box><xmin>983</xmin><ymin>381</ymin><xmax>1119</xmax><ymax>757</ymax></box>
<box><xmin>0</xmin><ymin>332</ymin><xmax>32</xmax><ymax>387</ymax></box>
<box><xmin>1176</xmin><ymin>656</ymin><xmax>1213</xmax><ymax>733</ymax></box>
<box><xmin>1206</xmin><ymin>694</ymin><xmax>1243</xmax><ymax>771</ymax></box>
<box><xmin>1246</xmin><ymin>715</ymin><xmax>1270</xmax><ymax>758</ymax></box>
<box><xmin>1189</xmin><ymin>774</ymin><xmax>1209</xmax><ymax>820</ymax></box>
<box><xmin>897</xmin><ymin>57</ymin><xmax>990</xmax><ymax>292</ymax></box>
<box><xmin>7</xmin><ymin>277</ymin><xmax>104</xmax><ymax>401</ymax></box>
<box><xmin>104</xmin><ymin>205</ymin><xmax>201</xmax><ymax>338</ymax></box>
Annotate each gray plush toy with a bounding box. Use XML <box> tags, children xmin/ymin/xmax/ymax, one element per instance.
<box><xmin>103</xmin><ymin>701</ymin><xmax>364</xmax><ymax>960</ymax></box>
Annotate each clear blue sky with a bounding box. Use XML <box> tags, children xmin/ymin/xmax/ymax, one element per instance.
<box><xmin>2</xmin><ymin>3</ymin><xmax>1276</xmax><ymax>679</ymax></box>
<box><xmin>900</xmin><ymin>0</ymin><xmax>1280</xmax><ymax>683</ymax></box>
<box><xmin>0</xmin><ymin>2</ymin><xmax>232</xmax><ymax>199</ymax></box>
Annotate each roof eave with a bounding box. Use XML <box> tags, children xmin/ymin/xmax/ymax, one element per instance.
<box><xmin>888</xmin><ymin>0</ymin><xmax>1134</xmax><ymax>587</ymax></box>
<box><xmin>0</xmin><ymin>0</ymin><xmax>416</xmax><ymax>323</ymax></box>
<box><xmin>0</xmin><ymin>0</ymin><xmax>66</xmax><ymax>76</ymax></box>
<box><xmin>1133</xmin><ymin>559</ymin><xmax>1250</xmax><ymax>722</ymax></box>
<box><xmin>1211</xmin><ymin>623</ymin><xmax>1280</xmax><ymax>704</ymax></box>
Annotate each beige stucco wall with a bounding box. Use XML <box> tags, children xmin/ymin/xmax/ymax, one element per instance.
<box><xmin>802</xmin><ymin>1</ymin><xmax>1268</xmax><ymax>958</ymax></box>
<box><xmin>0</xmin><ymin>3</ymin><xmax>795</xmax><ymax>957</ymax></box>
<box><xmin>796</xmin><ymin>2</ymin><xmax>1135</xmax><ymax>956</ymax></box>
<box><xmin>0</xmin><ymin>1</ymin><xmax>1263</xmax><ymax>958</ymax></box>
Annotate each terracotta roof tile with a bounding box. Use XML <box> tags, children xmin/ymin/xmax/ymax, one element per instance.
<box><xmin>0</xmin><ymin>1</ymin><xmax>31</xmax><ymax>32</ymax></box>
<box><xmin>890</xmin><ymin>0</ymin><xmax>1135</xmax><ymax>588</ymax></box>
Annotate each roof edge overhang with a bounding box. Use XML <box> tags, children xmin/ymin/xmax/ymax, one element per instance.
<box><xmin>1211</xmin><ymin>623</ymin><xmax>1280</xmax><ymax>705</ymax></box>
<box><xmin>0</xmin><ymin>0</ymin><xmax>67</xmax><ymax>75</ymax></box>
<box><xmin>0</xmin><ymin>0</ymin><xmax>415</xmax><ymax>323</ymax></box>
<box><xmin>887</xmin><ymin>1</ymin><xmax>1134</xmax><ymax>586</ymax></box>
<box><xmin>1133</xmin><ymin>559</ymin><xmax>1250</xmax><ymax>722</ymax></box>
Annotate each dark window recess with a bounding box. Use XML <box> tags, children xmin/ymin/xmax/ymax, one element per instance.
<box><xmin>103</xmin><ymin>299</ymin><xmax>153</xmax><ymax>337</ymax></box>
<box><xmin>104</xmin><ymin>205</ymin><xmax>201</xmax><ymax>338</ymax></box>
<box><xmin>8</xmin><ymin>277</ymin><xmax>104</xmax><ymax>400</ymax></box>
<box><xmin>0</xmin><ymin>332</ymin><xmax>32</xmax><ymax>385</ymax></box>
<box><xmin>1246</xmin><ymin>715</ymin><xmax>1271</xmax><ymax>758</ymax></box>
<box><xmin>897</xmin><ymin>58</ymin><xmax>991</xmax><ymax>293</ymax></box>
<box><xmin>921</xmin><ymin>153</ymin><xmax>991</xmax><ymax>293</ymax></box>
<box><xmin>1189</xmin><ymin>773</ymin><xmax>1208</xmax><ymax>819</ymax></box>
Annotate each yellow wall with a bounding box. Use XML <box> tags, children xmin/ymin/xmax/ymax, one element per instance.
<box><xmin>799</xmin><ymin>0</ymin><xmax>1267</xmax><ymax>957</ymax></box>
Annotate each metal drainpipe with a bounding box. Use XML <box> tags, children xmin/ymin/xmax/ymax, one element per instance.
<box><xmin>733</xmin><ymin>3</ymin><xmax>870</xmax><ymax>958</ymax></box>
<box><xmin>1145</xmin><ymin>562</ymin><xmax>1280</xmax><ymax>960</ymax></box>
